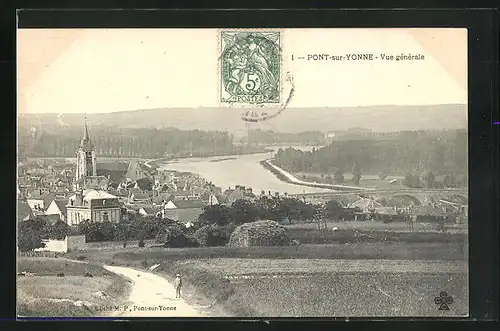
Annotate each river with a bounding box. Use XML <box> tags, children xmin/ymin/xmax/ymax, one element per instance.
<box><xmin>157</xmin><ymin>147</ymin><xmax>333</xmax><ymax>195</ymax></box>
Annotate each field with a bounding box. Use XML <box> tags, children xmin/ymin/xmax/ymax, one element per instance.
<box><xmin>294</xmin><ymin>171</ymin><xmax>406</xmax><ymax>189</ymax></box>
<box><xmin>284</xmin><ymin>220</ymin><xmax>468</xmax><ymax>232</ymax></box>
<box><xmin>69</xmin><ymin>235</ymin><xmax>468</xmax><ymax>317</ymax></box>
<box><xmin>17</xmin><ymin>257</ymin><xmax>131</xmax><ymax>317</ymax></box>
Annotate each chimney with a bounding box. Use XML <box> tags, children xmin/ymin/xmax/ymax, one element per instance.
<box><xmin>268</xmin><ymin>190</ymin><xmax>272</xmax><ymax>196</ymax></box>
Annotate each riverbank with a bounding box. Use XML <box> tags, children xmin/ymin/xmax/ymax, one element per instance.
<box><xmin>145</xmin><ymin>147</ymin><xmax>273</xmax><ymax>168</ymax></box>
<box><xmin>261</xmin><ymin>159</ymin><xmax>372</xmax><ymax>192</ymax></box>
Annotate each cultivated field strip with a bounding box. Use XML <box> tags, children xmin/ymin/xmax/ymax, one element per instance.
<box><xmin>188</xmin><ymin>259</ymin><xmax>467</xmax><ymax>276</ymax></box>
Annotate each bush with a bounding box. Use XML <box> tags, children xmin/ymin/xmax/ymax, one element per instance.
<box><xmin>228</xmin><ymin>220</ymin><xmax>291</xmax><ymax>247</ymax></box>
<box><xmin>155</xmin><ymin>225</ymin><xmax>199</xmax><ymax>248</ymax></box>
<box><xmin>18</xmin><ymin>220</ymin><xmax>46</xmax><ymax>252</ymax></box>
<box><xmin>84</xmin><ymin>272</ymin><xmax>93</xmax><ymax>278</ymax></box>
<box><xmin>138</xmin><ymin>239</ymin><xmax>145</xmax><ymax>247</ymax></box>
<box><xmin>194</xmin><ymin>224</ymin><xmax>232</xmax><ymax>247</ymax></box>
<box><xmin>48</xmin><ymin>220</ymin><xmax>70</xmax><ymax>240</ymax></box>
<box><xmin>57</xmin><ymin>272</ymin><xmax>64</xmax><ymax>277</ymax></box>
<box><xmin>78</xmin><ymin>220</ymin><xmax>116</xmax><ymax>242</ymax></box>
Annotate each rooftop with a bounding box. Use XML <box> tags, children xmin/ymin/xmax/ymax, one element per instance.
<box><xmin>68</xmin><ymin>189</ymin><xmax>118</xmax><ymax>202</ymax></box>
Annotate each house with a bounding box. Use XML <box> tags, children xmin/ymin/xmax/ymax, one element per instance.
<box><xmin>26</xmin><ymin>191</ymin><xmax>55</xmax><ymax>212</ymax></box>
<box><xmin>66</xmin><ymin>189</ymin><xmax>121</xmax><ymax>225</ymax></box>
<box><xmin>152</xmin><ymin>193</ymin><xmax>174</xmax><ymax>206</ymax></box>
<box><xmin>200</xmin><ymin>192</ymin><xmax>219</xmax><ymax>205</ymax></box>
<box><xmin>139</xmin><ymin>206</ymin><xmax>162</xmax><ymax>217</ymax></box>
<box><xmin>96</xmin><ymin>162</ymin><xmax>129</xmax><ymax>183</ymax></box>
<box><xmin>36</xmin><ymin>214</ymin><xmax>61</xmax><ymax>225</ymax></box>
<box><xmin>17</xmin><ymin>200</ymin><xmax>34</xmax><ymax>222</ymax></box>
<box><xmin>45</xmin><ymin>199</ymin><xmax>68</xmax><ymax>223</ymax></box>
<box><xmin>163</xmin><ymin>197</ymin><xmax>207</xmax><ymax>224</ymax></box>
<box><xmin>128</xmin><ymin>190</ymin><xmax>151</xmax><ymax>204</ymax></box>
<box><xmin>223</xmin><ymin>185</ymin><xmax>256</xmax><ymax>204</ymax></box>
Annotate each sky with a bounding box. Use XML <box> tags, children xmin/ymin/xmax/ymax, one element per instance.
<box><xmin>17</xmin><ymin>28</ymin><xmax>467</xmax><ymax>115</ymax></box>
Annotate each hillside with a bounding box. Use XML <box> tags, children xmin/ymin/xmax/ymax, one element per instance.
<box><xmin>18</xmin><ymin>104</ymin><xmax>467</xmax><ymax>135</ymax></box>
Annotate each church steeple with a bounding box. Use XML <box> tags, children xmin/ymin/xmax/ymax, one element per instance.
<box><xmin>80</xmin><ymin>116</ymin><xmax>94</xmax><ymax>150</ymax></box>
<box><xmin>75</xmin><ymin>116</ymin><xmax>97</xmax><ymax>190</ymax></box>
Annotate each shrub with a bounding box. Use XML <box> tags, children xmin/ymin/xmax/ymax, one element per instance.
<box><xmin>138</xmin><ymin>239</ymin><xmax>145</xmax><ymax>247</ymax></box>
<box><xmin>56</xmin><ymin>272</ymin><xmax>64</xmax><ymax>277</ymax></box>
<box><xmin>228</xmin><ymin>220</ymin><xmax>291</xmax><ymax>247</ymax></box>
<box><xmin>194</xmin><ymin>224</ymin><xmax>231</xmax><ymax>247</ymax></box>
<box><xmin>155</xmin><ymin>225</ymin><xmax>199</xmax><ymax>248</ymax></box>
<box><xmin>18</xmin><ymin>220</ymin><xmax>46</xmax><ymax>252</ymax></box>
<box><xmin>48</xmin><ymin>220</ymin><xmax>70</xmax><ymax>240</ymax></box>
<box><xmin>84</xmin><ymin>272</ymin><xmax>93</xmax><ymax>278</ymax></box>
<box><xmin>76</xmin><ymin>256</ymin><xmax>86</xmax><ymax>261</ymax></box>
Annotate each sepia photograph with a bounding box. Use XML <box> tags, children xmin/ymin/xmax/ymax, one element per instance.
<box><xmin>17</xmin><ymin>28</ymin><xmax>468</xmax><ymax>318</ymax></box>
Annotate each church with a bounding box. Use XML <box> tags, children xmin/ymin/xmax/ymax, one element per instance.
<box><xmin>66</xmin><ymin>120</ymin><xmax>121</xmax><ymax>225</ymax></box>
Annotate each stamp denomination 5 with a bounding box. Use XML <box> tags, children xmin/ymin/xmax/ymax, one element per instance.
<box><xmin>219</xmin><ymin>30</ymin><xmax>282</xmax><ymax>106</ymax></box>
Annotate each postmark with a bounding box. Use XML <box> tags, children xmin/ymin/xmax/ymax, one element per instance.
<box><xmin>219</xmin><ymin>30</ymin><xmax>282</xmax><ymax>106</ymax></box>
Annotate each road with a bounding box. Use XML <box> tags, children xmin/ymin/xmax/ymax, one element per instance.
<box><xmin>104</xmin><ymin>265</ymin><xmax>205</xmax><ymax>317</ymax></box>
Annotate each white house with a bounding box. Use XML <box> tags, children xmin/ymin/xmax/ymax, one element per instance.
<box><xmin>44</xmin><ymin>199</ymin><xmax>68</xmax><ymax>223</ymax></box>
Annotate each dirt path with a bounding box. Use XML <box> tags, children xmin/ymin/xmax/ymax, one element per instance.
<box><xmin>104</xmin><ymin>265</ymin><xmax>205</xmax><ymax>317</ymax></box>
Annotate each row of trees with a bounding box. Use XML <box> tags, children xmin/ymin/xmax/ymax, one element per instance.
<box><xmin>17</xmin><ymin>125</ymin><xmax>238</xmax><ymax>158</ymax></box>
<box><xmin>198</xmin><ymin>196</ymin><xmax>345</xmax><ymax>227</ymax></box>
<box><xmin>246</xmin><ymin>129</ymin><xmax>325</xmax><ymax>145</ymax></box>
<box><xmin>273</xmin><ymin>129</ymin><xmax>467</xmax><ymax>177</ymax></box>
<box><xmin>18</xmin><ymin>197</ymin><xmax>347</xmax><ymax>251</ymax></box>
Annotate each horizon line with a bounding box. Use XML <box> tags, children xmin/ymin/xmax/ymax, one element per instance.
<box><xmin>19</xmin><ymin>103</ymin><xmax>468</xmax><ymax>116</ymax></box>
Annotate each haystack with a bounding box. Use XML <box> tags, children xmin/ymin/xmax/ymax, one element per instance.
<box><xmin>227</xmin><ymin>220</ymin><xmax>290</xmax><ymax>247</ymax></box>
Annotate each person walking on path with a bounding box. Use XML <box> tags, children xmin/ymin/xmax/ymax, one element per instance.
<box><xmin>174</xmin><ymin>274</ymin><xmax>182</xmax><ymax>299</ymax></box>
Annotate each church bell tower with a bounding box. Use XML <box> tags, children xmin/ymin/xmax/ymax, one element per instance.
<box><xmin>75</xmin><ymin>117</ymin><xmax>96</xmax><ymax>190</ymax></box>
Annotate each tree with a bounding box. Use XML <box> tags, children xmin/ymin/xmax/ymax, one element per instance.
<box><xmin>77</xmin><ymin>220</ymin><xmax>116</xmax><ymax>242</ymax></box>
<box><xmin>48</xmin><ymin>220</ymin><xmax>70</xmax><ymax>240</ymax></box>
<box><xmin>115</xmin><ymin>219</ymin><xmax>132</xmax><ymax>247</ymax></box>
<box><xmin>352</xmin><ymin>164</ymin><xmax>362</xmax><ymax>185</ymax></box>
<box><xmin>422</xmin><ymin>171</ymin><xmax>436</xmax><ymax>188</ymax></box>
<box><xmin>403</xmin><ymin>173</ymin><xmax>421</xmax><ymax>188</ymax></box>
<box><xmin>198</xmin><ymin>204</ymin><xmax>232</xmax><ymax>226</ymax></box>
<box><xmin>18</xmin><ymin>220</ymin><xmax>46</xmax><ymax>252</ymax></box>
<box><xmin>323</xmin><ymin>199</ymin><xmax>343</xmax><ymax>220</ymax></box>
<box><xmin>333</xmin><ymin>169</ymin><xmax>344</xmax><ymax>184</ymax></box>
<box><xmin>230</xmin><ymin>199</ymin><xmax>260</xmax><ymax>224</ymax></box>
<box><xmin>135</xmin><ymin>177</ymin><xmax>153</xmax><ymax>191</ymax></box>
<box><xmin>443</xmin><ymin>174</ymin><xmax>456</xmax><ymax>188</ymax></box>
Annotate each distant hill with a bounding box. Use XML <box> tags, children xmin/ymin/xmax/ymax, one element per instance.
<box><xmin>18</xmin><ymin>104</ymin><xmax>467</xmax><ymax>135</ymax></box>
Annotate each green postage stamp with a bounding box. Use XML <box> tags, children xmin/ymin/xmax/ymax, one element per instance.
<box><xmin>219</xmin><ymin>30</ymin><xmax>282</xmax><ymax>105</ymax></box>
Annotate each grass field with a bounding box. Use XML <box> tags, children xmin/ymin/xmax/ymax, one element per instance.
<box><xmin>294</xmin><ymin>171</ymin><xmax>406</xmax><ymax>189</ymax></box>
<box><xmin>17</xmin><ymin>257</ymin><xmax>131</xmax><ymax>317</ymax></box>
<box><xmin>69</xmin><ymin>237</ymin><xmax>468</xmax><ymax>317</ymax></box>
<box><xmin>284</xmin><ymin>220</ymin><xmax>468</xmax><ymax>232</ymax></box>
<box><xmin>80</xmin><ymin>252</ymin><xmax>467</xmax><ymax>317</ymax></box>
<box><xmin>72</xmin><ymin>241</ymin><xmax>466</xmax><ymax>262</ymax></box>
<box><xmin>286</xmin><ymin>227</ymin><xmax>468</xmax><ymax>246</ymax></box>
<box><xmin>229</xmin><ymin>272</ymin><xmax>468</xmax><ymax>317</ymax></box>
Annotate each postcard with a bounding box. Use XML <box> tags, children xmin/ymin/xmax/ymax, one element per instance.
<box><xmin>17</xmin><ymin>28</ymin><xmax>468</xmax><ymax>318</ymax></box>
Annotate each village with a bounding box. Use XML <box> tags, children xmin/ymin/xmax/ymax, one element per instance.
<box><xmin>17</xmin><ymin>121</ymin><xmax>468</xmax><ymax>242</ymax></box>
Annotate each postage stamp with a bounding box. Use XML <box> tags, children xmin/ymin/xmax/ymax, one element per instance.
<box><xmin>219</xmin><ymin>30</ymin><xmax>282</xmax><ymax>106</ymax></box>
